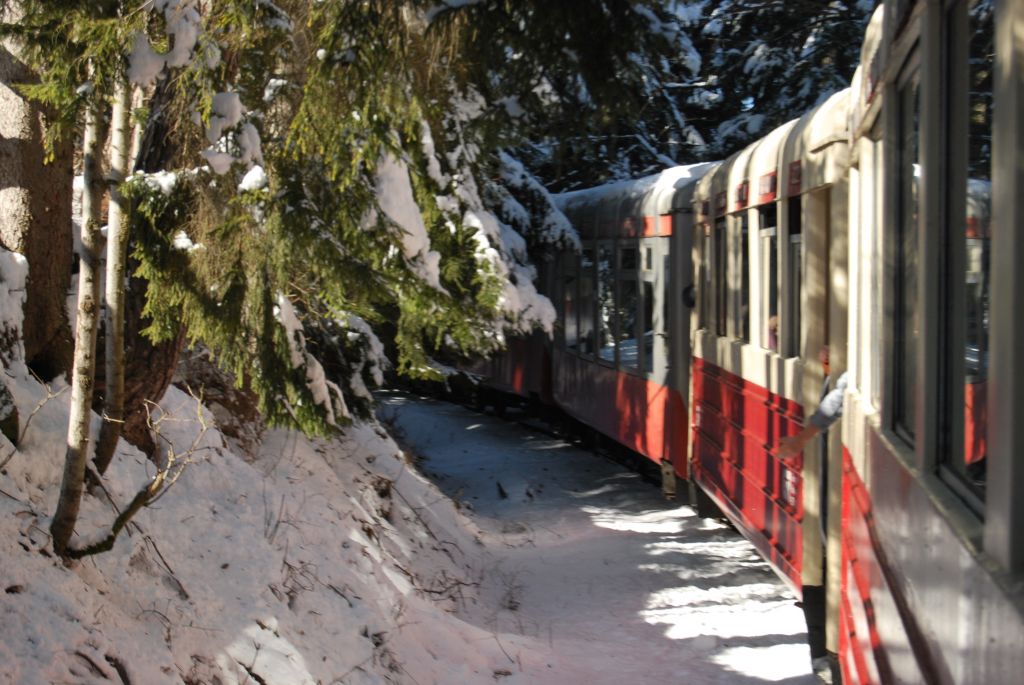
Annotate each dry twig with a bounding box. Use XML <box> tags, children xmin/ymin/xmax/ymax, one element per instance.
<box><xmin>67</xmin><ymin>389</ymin><xmax>213</xmax><ymax>559</ymax></box>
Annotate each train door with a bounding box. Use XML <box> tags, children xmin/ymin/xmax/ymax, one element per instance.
<box><xmin>798</xmin><ymin>177</ymin><xmax>850</xmax><ymax>663</ymax></box>
<box><xmin>639</xmin><ymin>235</ymin><xmax>675</xmax><ymax>490</ymax></box>
<box><xmin>638</xmin><ymin>237</ymin><xmax>669</xmax><ymax>383</ymax></box>
<box><xmin>667</xmin><ymin>211</ymin><xmax>697</xmax><ymax>490</ymax></box>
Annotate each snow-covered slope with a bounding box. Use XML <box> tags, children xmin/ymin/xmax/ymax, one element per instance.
<box><xmin>0</xmin><ymin>364</ymin><xmax>533</xmax><ymax>684</ymax></box>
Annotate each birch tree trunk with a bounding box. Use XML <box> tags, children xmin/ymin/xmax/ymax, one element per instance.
<box><xmin>51</xmin><ymin>95</ymin><xmax>107</xmax><ymax>557</ymax></box>
<box><xmin>94</xmin><ymin>77</ymin><xmax>132</xmax><ymax>475</ymax></box>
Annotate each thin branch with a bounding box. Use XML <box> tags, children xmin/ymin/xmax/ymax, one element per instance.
<box><xmin>66</xmin><ymin>389</ymin><xmax>209</xmax><ymax>559</ymax></box>
<box><xmin>0</xmin><ymin>378</ymin><xmax>67</xmax><ymax>472</ymax></box>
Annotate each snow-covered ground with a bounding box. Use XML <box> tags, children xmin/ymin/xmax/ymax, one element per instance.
<box><xmin>0</xmin><ymin>358</ymin><xmax>815</xmax><ymax>684</ymax></box>
<box><xmin>378</xmin><ymin>392</ymin><xmax>818</xmax><ymax>685</ymax></box>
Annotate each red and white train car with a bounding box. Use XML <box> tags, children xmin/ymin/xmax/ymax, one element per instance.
<box><xmin>552</xmin><ymin>164</ymin><xmax>713</xmax><ymax>486</ymax></box>
<box><xmin>688</xmin><ymin>75</ymin><xmax>852</xmax><ymax>622</ymax></box>
<box><xmin>473</xmin><ymin>0</ymin><xmax>1024</xmax><ymax>680</ymax></box>
<box><xmin>837</xmin><ymin>0</ymin><xmax>1024</xmax><ymax>682</ymax></box>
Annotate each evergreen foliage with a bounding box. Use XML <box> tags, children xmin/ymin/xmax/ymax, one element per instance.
<box><xmin>497</xmin><ymin>0</ymin><xmax>875</xmax><ymax>189</ymax></box>
<box><xmin>695</xmin><ymin>0</ymin><xmax>874</xmax><ymax>157</ymax></box>
<box><xmin>2</xmin><ymin>0</ymin><xmax>876</xmax><ymax>438</ymax></box>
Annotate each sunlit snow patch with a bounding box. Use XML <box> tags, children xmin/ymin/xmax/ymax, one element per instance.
<box><xmin>223</xmin><ymin>620</ymin><xmax>315</xmax><ymax>685</ymax></box>
<box><xmin>580</xmin><ymin>505</ymin><xmax>694</xmax><ymax>534</ymax></box>
<box><xmin>642</xmin><ymin>581</ymin><xmax>803</xmax><ymax>641</ymax></box>
<box><xmin>713</xmin><ymin>643</ymin><xmax>814</xmax><ymax>682</ymax></box>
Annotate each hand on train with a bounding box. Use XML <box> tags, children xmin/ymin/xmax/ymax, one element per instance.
<box><xmin>779</xmin><ymin>425</ymin><xmax>819</xmax><ymax>460</ymax></box>
<box><xmin>778</xmin><ymin>435</ymin><xmax>805</xmax><ymax>460</ymax></box>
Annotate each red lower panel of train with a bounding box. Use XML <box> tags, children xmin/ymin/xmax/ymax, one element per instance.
<box><xmin>474</xmin><ymin>333</ymin><xmax>553</xmax><ymax>403</ymax></box>
<box><xmin>839</xmin><ymin>447</ymin><xmax>944</xmax><ymax>685</ymax></box>
<box><xmin>690</xmin><ymin>358</ymin><xmax>806</xmax><ymax>592</ymax></box>
<box><xmin>839</xmin><ymin>448</ymin><xmax>887</xmax><ymax>684</ymax></box>
<box><xmin>551</xmin><ymin>349</ymin><xmax>688</xmax><ymax>471</ymax></box>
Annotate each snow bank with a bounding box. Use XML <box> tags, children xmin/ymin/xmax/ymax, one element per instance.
<box><xmin>0</xmin><ymin>250</ymin><xmax>551</xmax><ymax>683</ymax></box>
<box><xmin>0</xmin><ymin>366</ymin><xmax>533</xmax><ymax>684</ymax></box>
<box><xmin>0</xmin><ymin>249</ymin><xmax>28</xmax><ymax>359</ymax></box>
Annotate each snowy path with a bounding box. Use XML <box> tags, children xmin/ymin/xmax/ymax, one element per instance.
<box><xmin>378</xmin><ymin>392</ymin><xmax>818</xmax><ymax>685</ymax></box>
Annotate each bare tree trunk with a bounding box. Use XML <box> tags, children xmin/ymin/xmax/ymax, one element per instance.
<box><xmin>51</xmin><ymin>96</ymin><xmax>107</xmax><ymax>557</ymax></box>
<box><xmin>94</xmin><ymin>78</ymin><xmax>132</xmax><ymax>475</ymax></box>
<box><xmin>0</xmin><ymin>45</ymin><xmax>74</xmax><ymax>379</ymax></box>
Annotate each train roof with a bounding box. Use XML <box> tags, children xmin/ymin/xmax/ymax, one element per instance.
<box><xmin>851</xmin><ymin>5</ymin><xmax>885</xmax><ymax>138</ymax></box>
<box><xmin>695</xmin><ymin>87</ymin><xmax>852</xmax><ymax>212</ymax></box>
<box><xmin>555</xmin><ymin>162</ymin><xmax>716</xmax><ymax>236</ymax></box>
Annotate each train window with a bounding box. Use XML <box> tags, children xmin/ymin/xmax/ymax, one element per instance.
<box><xmin>617</xmin><ymin>246</ymin><xmax>639</xmax><ymax>372</ymax></box>
<box><xmin>714</xmin><ymin>218</ymin><xmax>727</xmax><ymax>337</ymax></box>
<box><xmin>787</xmin><ymin>197</ymin><xmax>802</xmax><ymax>358</ymax></box>
<box><xmin>699</xmin><ymin>224</ymin><xmax>711</xmax><ymax>329</ymax></box>
<box><xmin>735</xmin><ymin>213</ymin><xmax>751</xmax><ymax>342</ymax></box>
<box><xmin>894</xmin><ymin>69</ymin><xmax>920</xmax><ymax>442</ymax></box>
<box><xmin>940</xmin><ymin>0</ymin><xmax>992</xmax><ymax>503</ymax></box>
<box><xmin>869</xmin><ymin>134</ymin><xmax>883</xmax><ymax>409</ymax></box>
<box><xmin>563</xmin><ymin>252</ymin><xmax>578</xmax><ymax>350</ymax></box>
<box><xmin>579</xmin><ymin>246</ymin><xmax>596</xmax><ymax>357</ymax></box>
<box><xmin>643</xmin><ymin>281</ymin><xmax>654</xmax><ymax>374</ymax></box>
<box><xmin>663</xmin><ymin>254</ymin><xmax>671</xmax><ymax>350</ymax></box>
<box><xmin>760</xmin><ymin>205</ymin><xmax>779</xmax><ymax>351</ymax></box>
<box><xmin>597</xmin><ymin>243</ymin><xmax>616</xmax><ymax>364</ymax></box>
<box><xmin>620</xmin><ymin>246</ymin><xmax>638</xmax><ymax>271</ymax></box>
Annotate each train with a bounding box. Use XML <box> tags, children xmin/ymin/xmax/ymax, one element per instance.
<box><xmin>470</xmin><ymin>1</ymin><xmax>1023</xmax><ymax>683</ymax></box>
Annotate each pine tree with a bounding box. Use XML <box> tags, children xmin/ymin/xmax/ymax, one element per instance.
<box><xmin>4</xmin><ymin>0</ymin><xmax>877</xmax><ymax>557</ymax></box>
<box><xmin>4</xmin><ymin>1</ymin><xmax>664</xmax><ymax>521</ymax></box>
<box><xmin>685</xmin><ymin>0</ymin><xmax>874</xmax><ymax>157</ymax></box>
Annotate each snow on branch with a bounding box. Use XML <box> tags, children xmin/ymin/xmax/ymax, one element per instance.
<box><xmin>343</xmin><ymin>314</ymin><xmax>391</xmax><ymax>402</ymax></box>
<box><xmin>375</xmin><ymin>155</ymin><xmax>446</xmax><ymax>293</ymax></box>
<box><xmin>128</xmin><ymin>1</ymin><xmax>205</xmax><ymax>87</ymax></box>
<box><xmin>275</xmin><ymin>294</ymin><xmax>351</xmax><ymax>427</ymax></box>
<box><xmin>496</xmin><ymin>152</ymin><xmax>580</xmax><ymax>252</ymax></box>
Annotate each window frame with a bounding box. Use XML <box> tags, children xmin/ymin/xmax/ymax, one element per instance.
<box><xmin>561</xmin><ymin>250</ymin><xmax>579</xmax><ymax>352</ymax></box>
<box><xmin>578</xmin><ymin>244</ymin><xmax>597</xmax><ymax>359</ymax></box>
<box><xmin>714</xmin><ymin>217</ymin><xmax>728</xmax><ymax>338</ymax></box>
<box><xmin>935</xmin><ymin>0</ymin><xmax>992</xmax><ymax>514</ymax></box>
<box><xmin>759</xmin><ymin>203</ymin><xmax>779</xmax><ymax>352</ymax></box>
<box><xmin>698</xmin><ymin>222</ymin><xmax>711</xmax><ymax>330</ymax></box>
<box><xmin>786</xmin><ymin>196</ymin><xmax>803</xmax><ymax>359</ymax></box>
<box><xmin>617</xmin><ymin>242</ymin><xmax>641</xmax><ymax>374</ymax></box>
<box><xmin>596</xmin><ymin>240</ymin><xmax>617</xmax><ymax>367</ymax></box>
<box><xmin>730</xmin><ymin>210</ymin><xmax>751</xmax><ymax>342</ymax></box>
<box><xmin>891</xmin><ymin>55</ymin><xmax>922</xmax><ymax>446</ymax></box>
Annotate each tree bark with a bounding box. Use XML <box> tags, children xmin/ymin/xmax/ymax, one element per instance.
<box><xmin>51</xmin><ymin>95</ymin><xmax>106</xmax><ymax>557</ymax></box>
<box><xmin>94</xmin><ymin>78</ymin><xmax>132</xmax><ymax>475</ymax></box>
<box><xmin>116</xmin><ymin>77</ymin><xmax>187</xmax><ymax>461</ymax></box>
<box><xmin>0</xmin><ymin>45</ymin><xmax>74</xmax><ymax>379</ymax></box>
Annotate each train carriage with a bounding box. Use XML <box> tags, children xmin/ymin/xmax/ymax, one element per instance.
<box><xmin>837</xmin><ymin>1</ymin><xmax>1024</xmax><ymax>682</ymax></box>
<box><xmin>689</xmin><ymin>86</ymin><xmax>852</xmax><ymax>600</ymax></box>
<box><xmin>469</xmin><ymin>1</ymin><xmax>1024</xmax><ymax>681</ymax></box>
<box><xmin>550</xmin><ymin>164</ymin><xmax>713</xmax><ymax>486</ymax></box>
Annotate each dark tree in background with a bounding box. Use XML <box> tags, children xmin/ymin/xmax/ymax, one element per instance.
<box><xmin>465</xmin><ymin>0</ymin><xmax>876</xmax><ymax>190</ymax></box>
<box><xmin>695</xmin><ymin>0</ymin><xmax>875</xmax><ymax>157</ymax></box>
